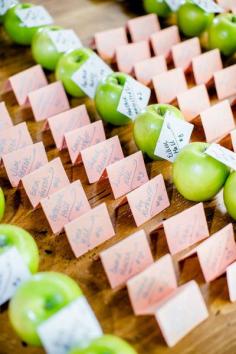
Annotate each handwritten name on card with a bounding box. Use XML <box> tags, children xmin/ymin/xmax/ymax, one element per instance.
<box><xmin>28</xmin><ymin>81</ymin><xmax>70</xmax><ymax>122</ymax></box>
<box><xmin>163</xmin><ymin>203</ymin><xmax>209</xmax><ymax>255</ymax></box>
<box><xmin>0</xmin><ymin>102</ymin><xmax>12</xmax><ymax>130</ymax></box>
<box><xmin>22</xmin><ymin>158</ymin><xmax>70</xmax><ymax>208</ymax></box>
<box><xmin>100</xmin><ymin>230</ymin><xmax>154</xmax><ymax>289</ymax></box>
<box><xmin>154</xmin><ymin>112</ymin><xmax>193</xmax><ymax>162</ymax></box>
<box><xmin>71</xmin><ymin>54</ymin><xmax>113</xmax><ymax>99</ymax></box>
<box><xmin>192</xmin><ymin>0</ymin><xmax>223</xmax><ymax>12</ymax></box>
<box><xmin>47</xmin><ymin>29</ymin><xmax>82</xmax><ymax>53</ymax></box>
<box><xmin>41</xmin><ymin>180</ymin><xmax>91</xmax><ymax>234</ymax></box>
<box><xmin>47</xmin><ymin>105</ymin><xmax>90</xmax><ymax>150</ymax></box>
<box><xmin>151</xmin><ymin>26</ymin><xmax>180</xmax><ymax>59</ymax></box>
<box><xmin>214</xmin><ymin>64</ymin><xmax>236</xmax><ymax>101</ymax></box>
<box><xmin>226</xmin><ymin>261</ymin><xmax>236</xmax><ymax>302</ymax></box>
<box><xmin>127</xmin><ymin>14</ymin><xmax>160</xmax><ymax>43</ymax></box>
<box><xmin>65</xmin><ymin>203</ymin><xmax>115</xmax><ymax>258</ymax></box>
<box><xmin>95</xmin><ymin>27</ymin><xmax>128</xmax><ymax>61</ymax></box>
<box><xmin>65</xmin><ymin>120</ymin><xmax>106</xmax><ymax>165</ymax></box>
<box><xmin>106</xmin><ymin>151</ymin><xmax>149</xmax><ymax>199</ymax></box>
<box><xmin>0</xmin><ymin>0</ymin><xmax>18</xmax><ymax>15</ymax></box>
<box><xmin>205</xmin><ymin>143</ymin><xmax>236</xmax><ymax>171</ymax></box>
<box><xmin>117</xmin><ymin>77</ymin><xmax>151</xmax><ymax>120</ymax></box>
<box><xmin>192</xmin><ymin>49</ymin><xmax>223</xmax><ymax>86</ymax></box>
<box><xmin>37</xmin><ymin>297</ymin><xmax>103</xmax><ymax>354</ymax></box>
<box><xmin>16</xmin><ymin>6</ymin><xmax>53</xmax><ymax>27</ymax></box>
<box><xmin>81</xmin><ymin>136</ymin><xmax>124</xmax><ymax>184</ymax></box>
<box><xmin>0</xmin><ymin>247</ymin><xmax>31</xmax><ymax>305</ymax></box>
<box><xmin>127</xmin><ymin>174</ymin><xmax>170</xmax><ymax>227</ymax></box>
<box><xmin>2</xmin><ymin>142</ymin><xmax>48</xmax><ymax>187</ymax></box>
<box><xmin>165</xmin><ymin>0</ymin><xmax>184</xmax><ymax>11</ymax></box>
<box><xmin>127</xmin><ymin>254</ymin><xmax>177</xmax><ymax>315</ymax></box>
<box><xmin>172</xmin><ymin>37</ymin><xmax>201</xmax><ymax>72</ymax></box>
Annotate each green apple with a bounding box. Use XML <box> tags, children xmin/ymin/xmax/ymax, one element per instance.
<box><xmin>173</xmin><ymin>142</ymin><xmax>230</xmax><ymax>202</ymax></box>
<box><xmin>9</xmin><ymin>272</ymin><xmax>83</xmax><ymax>346</ymax></box>
<box><xmin>0</xmin><ymin>0</ymin><xmax>19</xmax><ymax>24</ymax></box>
<box><xmin>143</xmin><ymin>0</ymin><xmax>171</xmax><ymax>17</ymax></box>
<box><xmin>177</xmin><ymin>1</ymin><xmax>214</xmax><ymax>37</ymax></box>
<box><xmin>224</xmin><ymin>172</ymin><xmax>236</xmax><ymax>220</ymax></box>
<box><xmin>208</xmin><ymin>14</ymin><xmax>236</xmax><ymax>56</ymax></box>
<box><xmin>0</xmin><ymin>187</ymin><xmax>5</xmax><ymax>220</ymax></box>
<box><xmin>133</xmin><ymin>104</ymin><xmax>184</xmax><ymax>160</ymax></box>
<box><xmin>55</xmin><ymin>47</ymin><xmax>94</xmax><ymax>97</ymax></box>
<box><xmin>0</xmin><ymin>224</ymin><xmax>39</xmax><ymax>274</ymax></box>
<box><xmin>95</xmin><ymin>72</ymin><xmax>132</xmax><ymax>126</ymax></box>
<box><xmin>69</xmin><ymin>335</ymin><xmax>137</xmax><ymax>354</ymax></box>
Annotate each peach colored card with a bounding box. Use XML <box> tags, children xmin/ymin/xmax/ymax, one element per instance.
<box><xmin>127</xmin><ymin>254</ymin><xmax>177</xmax><ymax>315</ymax></box>
<box><xmin>95</xmin><ymin>27</ymin><xmax>128</xmax><ymax>62</ymax></box>
<box><xmin>106</xmin><ymin>151</ymin><xmax>148</xmax><ymax>199</ymax></box>
<box><xmin>127</xmin><ymin>174</ymin><xmax>170</xmax><ymax>227</ymax></box>
<box><xmin>46</xmin><ymin>105</ymin><xmax>90</xmax><ymax>150</ymax></box>
<box><xmin>28</xmin><ymin>81</ymin><xmax>70</xmax><ymax>122</ymax></box>
<box><xmin>231</xmin><ymin>130</ymin><xmax>236</xmax><ymax>152</ymax></box>
<box><xmin>0</xmin><ymin>102</ymin><xmax>12</xmax><ymax>130</ymax></box>
<box><xmin>21</xmin><ymin>157</ymin><xmax>70</xmax><ymax>208</ymax></box>
<box><xmin>150</xmin><ymin>26</ymin><xmax>180</xmax><ymax>59</ymax></box>
<box><xmin>0</xmin><ymin>122</ymin><xmax>32</xmax><ymax>161</ymax></box>
<box><xmin>214</xmin><ymin>64</ymin><xmax>236</xmax><ymax>101</ymax></box>
<box><xmin>127</xmin><ymin>14</ymin><xmax>160</xmax><ymax>43</ymax></box>
<box><xmin>226</xmin><ymin>261</ymin><xmax>236</xmax><ymax>302</ymax></box>
<box><xmin>200</xmin><ymin>100</ymin><xmax>235</xmax><ymax>143</ymax></box>
<box><xmin>100</xmin><ymin>230</ymin><xmax>154</xmax><ymax>289</ymax></box>
<box><xmin>177</xmin><ymin>85</ymin><xmax>211</xmax><ymax>122</ymax></box>
<box><xmin>192</xmin><ymin>49</ymin><xmax>223</xmax><ymax>86</ymax></box>
<box><xmin>217</xmin><ymin>0</ymin><xmax>235</xmax><ymax>11</ymax></box>
<box><xmin>2</xmin><ymin>142</ymin><xmax>48</xmax><ymax>187</ymax></box>
<box><xmin>172</xmin><ymin>37</ymin><xmax>201</xmax><ymax>72</ymax></box>
<box><xmin>4</xmin><ymin>65</ymin><xmax>48</xmax><ymax>106</ymax></box>
<box><xmin>163</xmin><ymin>203</ymin><xmax>209</xmax><ymax>255</ymax></box>
<box><xmin>116</xmin><ymin>41</ymin><xmax>151</xmax><ymax>75</ymax></box>
<box><xmin>65</xmin><ymin>203</ymin><xmax>115</xmax><ymax>258</ymax></box>
<box><xmin>81</xmin><ymin>136</ymin><xmax>124</xmax><ymax>184</ymax></box>
<box><xmin>134</xmin><ymin>56</ymin><xmax>167</xmax><ymax>87</ymax></box>
<box><xmin>41</xmin><ymin>180</ymin><xmax>90</xmax><ymax>234</ymax></box>
<box><xmin>153</xmin><ymin>68</ymin><xmax>188</xmax><ymax>104</ymax></box>
<box><xmin>155</xmin><ymin>281</ymin><xmax>208</xmax><ymax>347</ymax></box>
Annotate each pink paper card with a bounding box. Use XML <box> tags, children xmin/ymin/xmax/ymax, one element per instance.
<box><xmin>172</xmin><ymin>37</ymin><xmax>201</xmax><ymax>72</ymax></box>
<box><xmin>127</xmin><ymin>254</ymin><xmax>177</xmax><ymax>315</ymax></box>
<box><xmin>214</xmin><ymin>64</ymin><xmax>236</xmax><ymax>101</ymax></box>
<box><xmin>21</xmin><ymin>157</ymin><xmax>70</xmax><ymax>208</ymax></box>
<box><xmin>28</xmin><ymin>81</ymin><xmax>70</xmax><ymax>122</ymax></box>
<box><xmin>192</xmin><ymin>49</ymin><xmax>223</xmax><ymax>86</ymax></box>
<box><xmin>134</xmin><ymin>56</ymin><xmax>167</xmax><ymax>87</ymax></box>
<box><xmin>153</xmin><ymin>68</ymin><xmax>188</xmax><ymax>104</ymax></box>
<box><xmin>217</xmin><ymin>0</ymin><xmax>235</xmax><ymax>11</ymax></box>
<box><xmin>65</xmin><ymin>120</ymin><xmax>106</xmax><ymax>165</ymax></box>
<box><xmin>116</xmin><ymin>41</ymin><xmax>151</xmax><ymax>75</ymax></box>
<box><xmin>81</xmin><ymin>136</ymin><xmax>124</xmax><ymax>184</ymax></box>
<box><xmin>41</xmin><ymin>180</ymin><xmax>90</xmax><ymax>234</ymax></box>
<box><xmin>46</xmin><ymin>105</ymin><xmax>90</xmax><ymax>150</ymax></box>
<box><xmin>155</xmin><ymin>281</ymin><xmax>208</xmax><ymax>347</ymax></box>
<box><xmin>127</xmin><ymin>14</ymin><xmax>160</xmax><ymax>43</ymax></box>
<box><xmin>100</xmin><ymin>230</ymin><xmax>154</xmax><ymax>289</ymax></box>
<box><xmin>163</xmin><ymin>203</ymin><xmax>209</xmax><ymax>255</ymax></box>
<box><xmin>150</xmin><ymin>26</ymin><xmax>180</xmax><ymax>59</ymax></box>
<box><xmin>177</xmin><ymin>85</ymin><xmax>211</xmax><ymax>122</ymax></box>
<box><xmin>106</xmin><ymin>151</ymin><xmax>149</xmax><ymax>199</ymax></box>
<box><xmin>226</xmin><ymin>261</ymin><xmax>236</xmax><ymax>302</ymax></box>
<box><xmin>200</xmin><ymin>100</ymin><xmax>235</xmax><ymax>143</ymax></box>
<box><xmin>126</xmin><ymin>174</ymin><xmax>170</xmax><ymax>227</ymax></box>
<box><xmin>0</xmin><ymin>122</ymin><xmax>32</xmax><ymax>161</ymax></box>
<box><xmin>65</xmin><ymin>203</ymin><xmax>115</xmax><ymax>258</ymax></box>
<box><xmin>94</xmin><ymin>27</ymin><xmax>128</xmax><ymax>62</ymax></box>
<box><xmin>0</xmin><ymin>102</ymin><xmax>13</xmax><ymax>130</ymax></box>
<box><xmin>231</xmin><ymin>130</ymin><xmax>236</xmax><ymax>152</ymax></box>
<box><xmin>4</xmin><ymin>65</ymin><xmax>48</xmax><ymax>106</ymax></box>
<box><xmin>2</xmin><ymin>142</ymin><xmax>48</xmax><ymax>187</ymax></box>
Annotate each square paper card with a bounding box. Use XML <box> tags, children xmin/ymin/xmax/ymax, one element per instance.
<box><xmin>192</xmin><ymin>49</ymin><xmax>223</xmax><ymax>86</ymax></box>
<box><xmin>171</xmin><ymin>37</ymin><xmax>201</xmax><ymax>72</ymax></box>
<box><xmin>0</xmin><ymin>102</ymin><xmax>13</xmax><ymax>130</ymax></box>
<box><xmin>65</xmin><ymin>203</ymin><xmax>115</xmax><ymax>258</ymax></box>
<box><xmin>127</xmin><ymin>14</ymin><xmax>160</xmax><ymax>43</ymax></box>
<box><xmin>214</xmin><ymin>64</ymin><xmax>236</xmax><ymax>102</ymax></box>
<box><xmin>150</xmin><ymin>26</ymin><xmax>180</xmax><ymax>59</ymax></box>
<box><xmin>100</xmin><ymin>230</ymin><xmax>154</xmax><ymax>289</ymax></box>
<box><xmin>134</xmin><ymin>56</ymin><xmax>167</xmax><ymax>87</ymax></box>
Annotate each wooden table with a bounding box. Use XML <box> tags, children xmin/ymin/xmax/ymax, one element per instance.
<box><xmin>1</xmin><ymin>1</ymin><xmax>236</xmax><ymax>353</ymax></box>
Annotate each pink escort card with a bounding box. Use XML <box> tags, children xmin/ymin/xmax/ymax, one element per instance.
<box><xmin>127</xmin><ymin>14</ymin><xmax>160</xmax><ymax>43</ymax></box>
<box><xmin>46</xmin><ymin>105</ymin><xmax>90</xmax><ymax>150</ymax></box>
<box><xmin>226</xmin><ymin>261</ymin><xmax>236</xmax><ymax>302</ymax></box>
<box><xmin>65</xmin><ymin>203</ymin><xmax>115</xmax><ymax>258</ymax></box>
<box><xmin>21</xmin><ymin>157</ymin><xmax>70</xmax><ymax>208</ymax></box>
<box><xmin>65</xmin><ymin>120</ymin><xmax>106</xmax><ymax>165</ymax></box>
<box><xmin>0</xmin><ymin>122</ymin><xmax>32</xmax><ymax>161</ymax></box>
<box><xmin>106</xmin><ymin>151</ymin><xmax>149</xmax><ymax>199</ymax></box>
<box><xmin>28</xmin><ymin>81</ymin><xmax>70</xmax><ymax>122</ymax></box>
<box><xmin>214</xmin><ymin>64</ymin><xmax>236</xmax><ymax>102</ymax></box>
<box><xmin>150</xmin><ymin>26</ymin><xmax>180</xmax><ymax>59</ymax></box>
<box><xmin>2</xmin><ymin>142</ymin><xmax>48</xmax><ymax>187</ymax></box>
<box><xmin>4</xmin><ymin>65</ymin><xmax>48</xmax><ymax>106</ymax></box>
<box><xmin>41</xmin><ymin>180</ymin><xmax>91</xmax><ymax>234</ymax></box>
<box><xmin>134</xmin><ymin>56</ymin><xmax>167</xmax><ymax>87</ymax></box>
<box><xmin>100</xmin><ymin>230</ymin><xmax>154</xmax><ymax>289</ymax></box>
<box><xmin>171</xmin><ymin>37</ymin><xmax>201</xmax><ymax>72</ymax></box>
<box><xmin>192</xmin><ymin>49</ymin><xmax>223</xmax><ymax>86</ymax></box>
<box><xmin>0</xmin><ymin>102</ymin><xmax>13</xmax><ymax>130</ymax></box>
<box><xmin>81</xmin><ymin>136</ymin><xmax>124</xmax><ymax>184</ymax></box>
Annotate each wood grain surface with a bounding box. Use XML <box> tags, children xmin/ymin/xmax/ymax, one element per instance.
<box><xmin>1</xmin><ymin>1</ymin><xmax>236</xmax><ymax>353</ymax></box>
